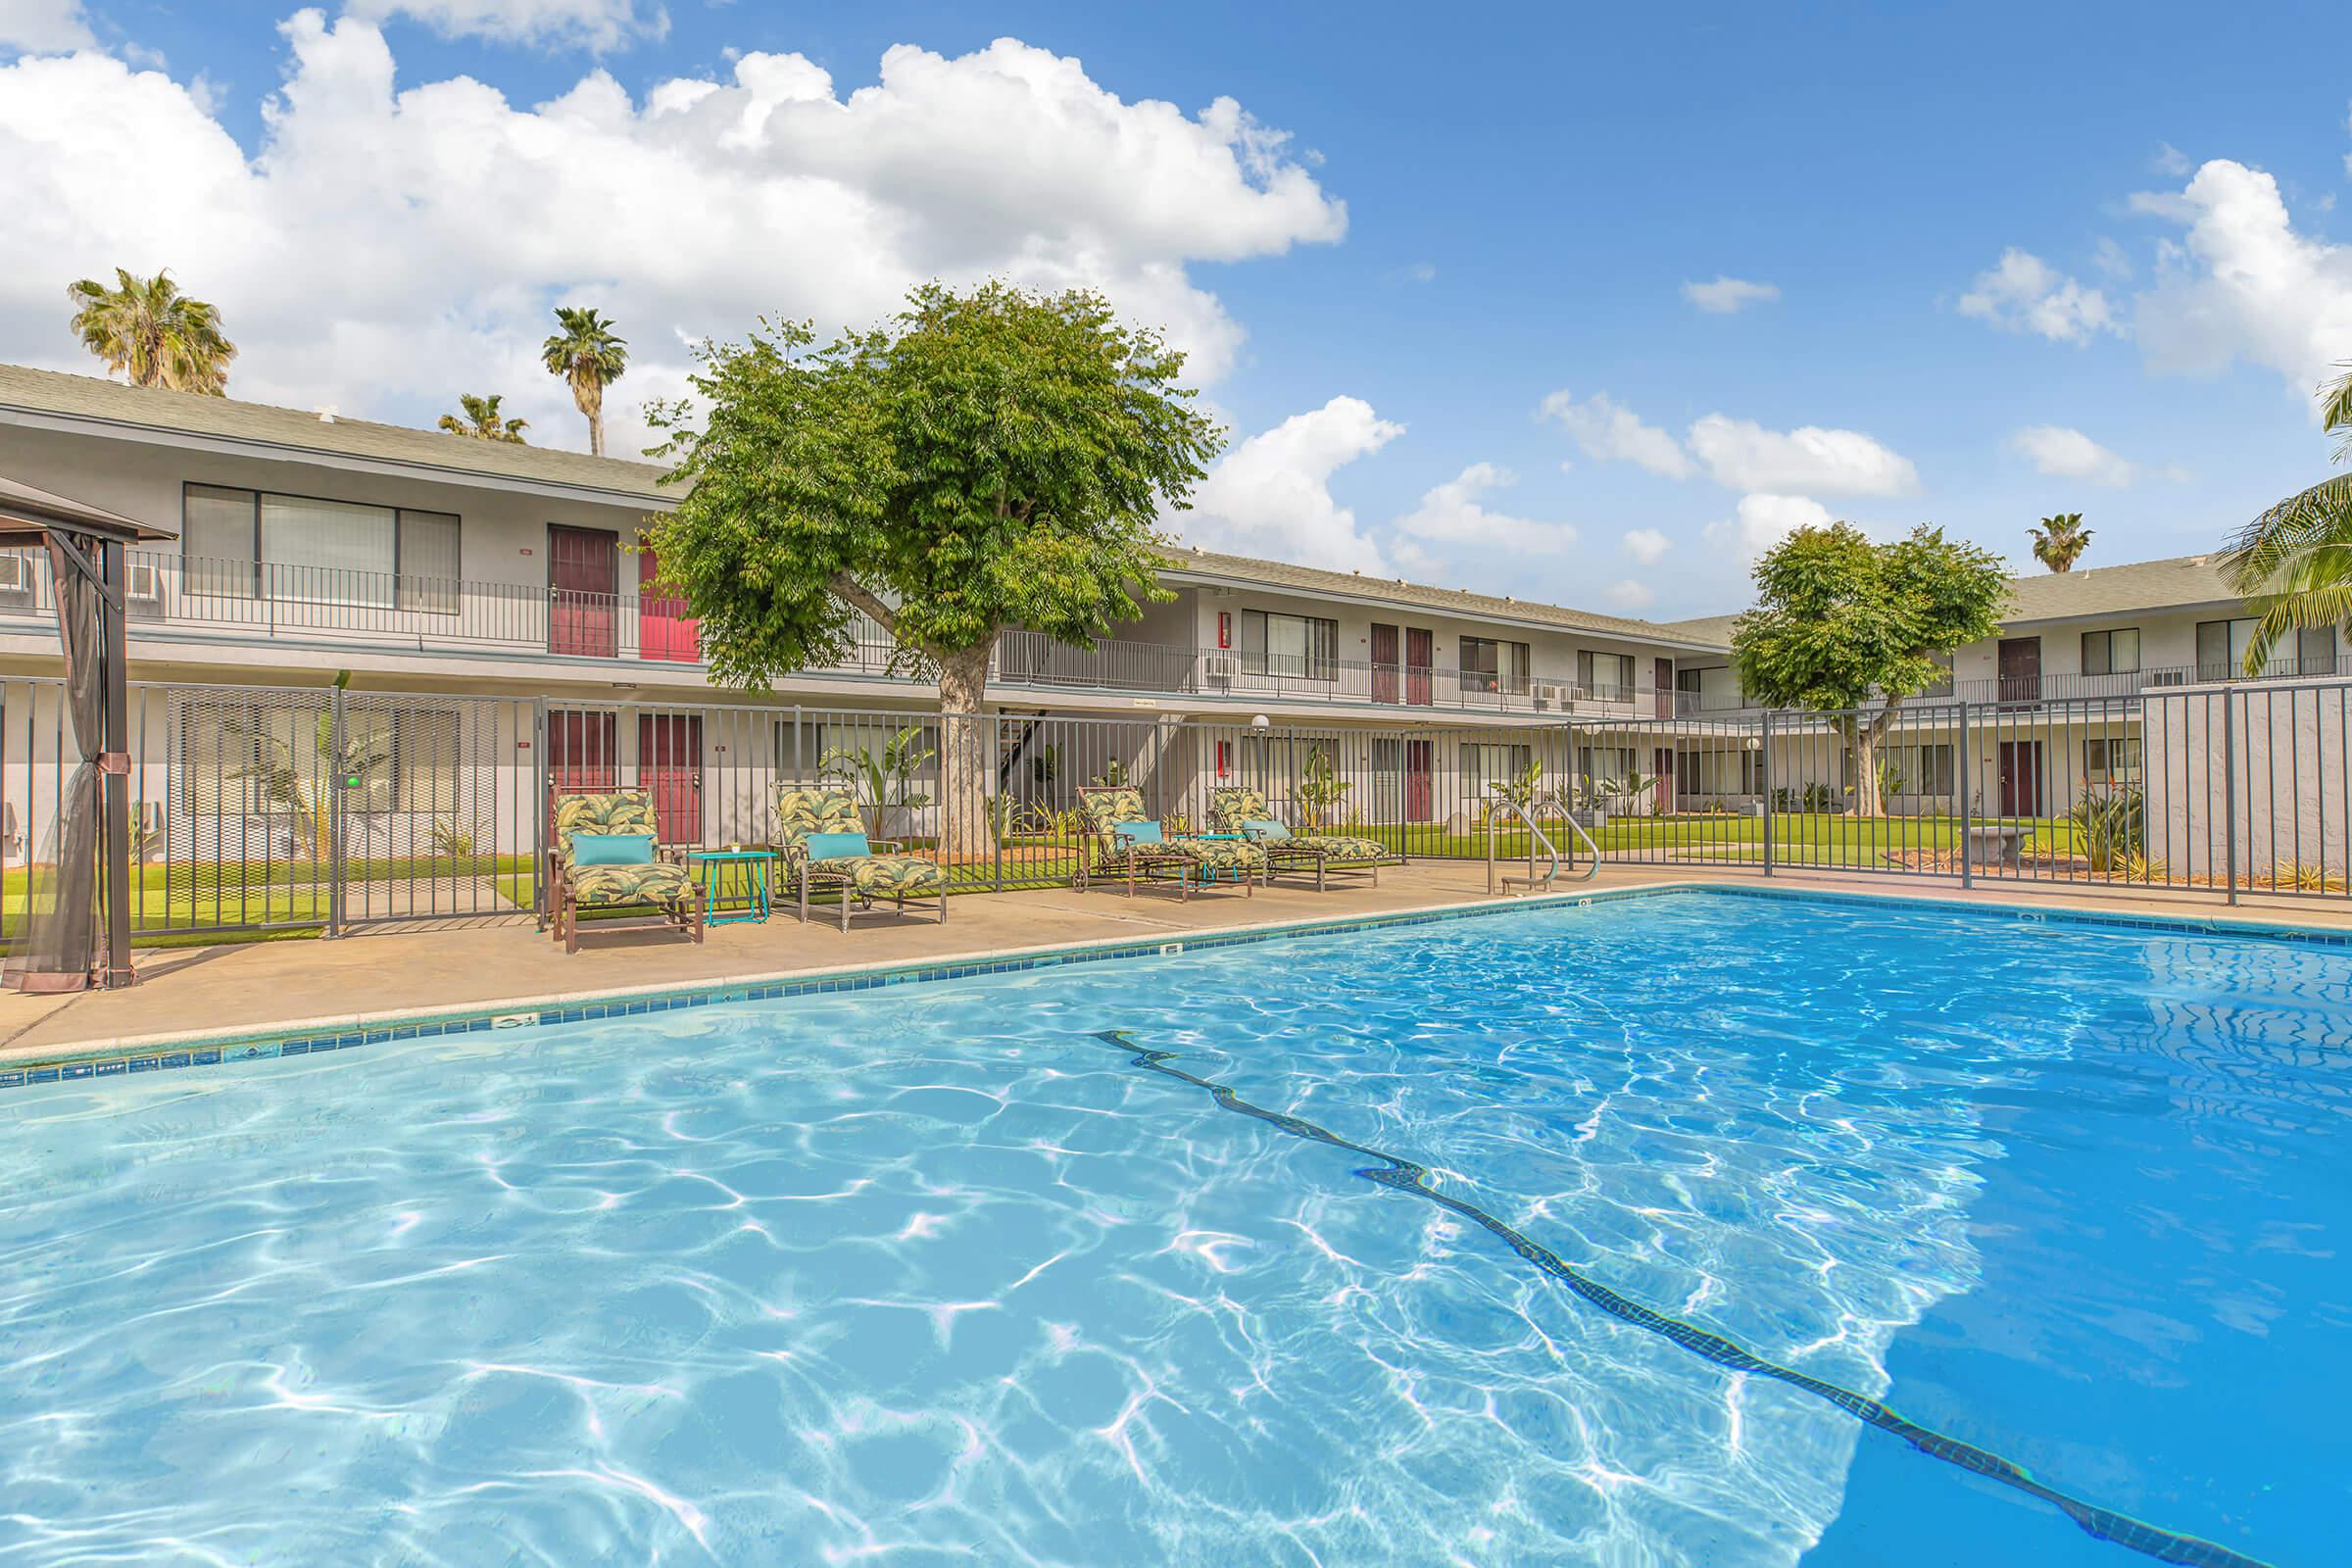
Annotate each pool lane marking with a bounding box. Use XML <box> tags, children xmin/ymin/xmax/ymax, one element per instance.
<box><xmin>1088</xmin><ymin>1029</ymin><xmax>2274</xmax><ymax>1568</ymax></box>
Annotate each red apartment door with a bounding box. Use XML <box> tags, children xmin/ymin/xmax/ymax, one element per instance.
<box><xmin>1404</xmin><ymin>738</ymin><xmax>1433</xmax><ymax>821</ymax></box>
<box><xmin>1405</xmin><ymin>627</ymin><xmax>1434</xmax><ymax>707</ymax></box>
<box><xmin>639</xmin><ymin>712</ymin><xmax>703</xmax><ymax>843</ymax></box>
<box><xmin>1370</xmin><ymin>623</ymin><xmax>1400</xmax><ymax>703</ymax></box>
<box><xmin>638</xmin><ymin>548</ymin><xmax>700</xmax><ymax>662</ymax></box>
<box><xmin>549</xmin><ymin>525</ymin><xmax>619</xmax><ymax>657</ymax></box>
<box><xmin>1654</xmin><ymin>658</ymin><xmax>1674</xmax><ymax>718</ymax></box>
<box><xmin>1997</xmin><ymin>637</ymin><xmax>2042</xmax><ymax>703</ymax></box>
<box><xmin>548</xmin><ymin>710</ymin><xmax>617</xmax><ymax>795</ymax></box>
<box><xmin>1998</xmin><ymin>741</ymin><xmax>2042</xmax><ymax>817</ymax></box>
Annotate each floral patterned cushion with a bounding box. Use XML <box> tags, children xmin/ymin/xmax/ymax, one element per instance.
<box><xmin>1287</xmin><ymin>835</ymin><xmax>1394</xmax><ymax>862</ymax></box>
<box><xmin>568</xmin><ymin>858</ymin><xmax>696</xmax><ymax>909</ymax></box>
<box><xmin>1079</xmin><ymin>786</ymin><xmax>1150</xmax><ymax>831</ymax></box>
<box><xmin>1185</xmin><ymin>837</ymin><xmax>1268</xmax><ymax>872</ymax></box>
<box><xmin>809</xmin><ymin>854</ymin><xmax>948</xmax><ymax>895</ymax></box>
<box><xmin>1207</xmin><ymin>787</ymin><xmax>1271</xmax><ymax>833</ymax></box>
<box><xmin>553</xmin><ymin>791</ymin><xmax>658</xmax><ymax>859</ymax></box>
<box><xmin>774</xmin><ymin>786</ymin><xmax>870</xmax><ymax>856</ymax></box>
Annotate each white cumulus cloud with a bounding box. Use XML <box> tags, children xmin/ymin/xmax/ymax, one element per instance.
<box><xmin>344</xmin><ymin>0</ymin><xmax>665</xmax><ymax>52</ymax></box>
<box><xmin>2009</xmin><ymin>424</ymin><xmax>2138</xmax><ymax>487</ymax></box>
<box><xmin>2128</xmin><ymin>159</ymin><xmax>2352</xmax><ymax>408</ymax></box>
<box><xmin>1176</xmin><ymin>396</ymin><xmax>1400</xmax><ymax>571</ymax></box>
<box><xmin>1701</xmin><ymin>493</ymin><xmax>1838</xmax><ymax>561</ymax></box>
<box><xmin>0</xmin><ymin>17</ymin><xmax>1347</xmax><ymax>453</ymax></box>
<box><xmin>0</xmin><ymin>0</ymin><xmax>92</xmax><ymax>51</ymax></box>
<box><xmin>1604</xmin><ymin>579</ymin><xmax>1655</xmax><ymax>611</ymax></box>
<box><xmin>1394</xmin><ymin>463</ymin><xmax>1576</xmax><ymax>554</ymax></box>
<box><xmin>1537</xmin><ymin>390</ymin><xmax>1693</xmax><ymax>478</ymax></box>
<box><xmin>1621</xmin><ymin>526</ymin><xmax>1670</xmax><ymax>564</ymax></box>
<box><xmin>1681</xmin><ymin>275</ymin><xmax>1780</xmax><ymax>314</ymax></box>
<box><xmin>1957</xmin><ymin>247</ymin><xmax>2119</xmax><ymax>343</ymax></box>
<box><xmin>1685</xmin><ymin>414</ymin><xmax>1919</xmax><ymax>498</ymax></box>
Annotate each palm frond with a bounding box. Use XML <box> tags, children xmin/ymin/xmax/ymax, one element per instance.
<box><xmin>2220</xmin><ymin>473</ymin><xmax>2352</xmax><ymax>671</ymax></box>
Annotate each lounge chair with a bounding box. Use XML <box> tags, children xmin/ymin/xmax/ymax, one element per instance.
<box><xmin>773</xmin><ymin>786</ymin><xmax>950</xmax><ymax>929</ymax></box>
<box><xmin>1075</xmin><ymin>784</ymin><xmax>1265</xmax><ymax>900</ymax></box>
<box><xmin>1207</xmin><ymin>785</ymin><xmax>1401</xmax><ymax>891</ymax></box>
<box><xmin>545</xmin><ymin>789</ymin><xmax>705</xmax><ymax>954</ymax></box>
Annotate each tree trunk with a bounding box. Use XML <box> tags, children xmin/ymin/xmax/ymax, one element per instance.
<box><xmin>577</xmin><ymin>373</ymin><xmax>607</xmax><ymax>458</ymax></box>
<box><xmin>1848</xmin><ymin>696</ymin><xmax>1906</xmax><ymax>817</ymax></box>
<box><xmin>935</xmin><ymin>646</ymin><xmax>994</xmax><ymax>866</ymax></box>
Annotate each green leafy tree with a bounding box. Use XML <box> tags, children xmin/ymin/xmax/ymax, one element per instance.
<box><xmin>2222</xmin><ymin>366</ymin><xmax>2352</xmax><ymax>673</ymax></box>
<box><xmin>541</xmin><ymin>306</ymin><xmax>628</xmax><ymax>457</ymax></box>
<box><xmin>648</xmin><ymin>280</ymin><xmax>1220</xmax><ymax>850</ymax></box>
<box><xmin>2028</xmin><ymin>511</ymin><xmax>2092</xmax><ymax>572</ymax></box>
<box><xmin>438</xmin><ymin>393</ymin><xmax>528</xmax><ymax>443</ymax></box>
<box><xmin>1732</xmin><ymin>523</ymin><xmax>2006</xmax><ymax>817</ymax></box>
<box><xmin>66</xmin><ymin>267</ymin><xmax>236</xmax><ymax>394</ymax></box>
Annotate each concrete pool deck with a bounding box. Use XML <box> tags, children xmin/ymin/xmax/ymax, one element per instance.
<box><xmin>5</xmin><ymin>863</ymin><xmax>2351</xmax><ymax>1066</ymax></box>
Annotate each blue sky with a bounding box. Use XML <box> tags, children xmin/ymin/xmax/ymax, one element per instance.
<box><xmin>4</xmin><ymin>1</ymin><xmax>2350</xmax><ymax>617</ymax></box>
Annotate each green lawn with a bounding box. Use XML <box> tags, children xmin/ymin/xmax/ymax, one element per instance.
<box><xmin>1345</xmin><ymin>814</ymin><xmax>2084</xmax><ymax>866</ymax></box>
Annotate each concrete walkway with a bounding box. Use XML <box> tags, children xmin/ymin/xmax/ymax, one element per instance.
<box><xmin>6</xmin><ymin>862</ymin><xmax>2349</xmax><ymax>1064</ymax></box>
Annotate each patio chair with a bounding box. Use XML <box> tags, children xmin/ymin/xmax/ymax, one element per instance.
<box><xmin>772</xmin><ymin>786</ymin><xmax>949</xmax><ymax>930</ymax></box>
<box><xmin>1075</xmin><ymin>784</ymin><xmax>1265</xmax><ymax>900</ymax></box>
<box><xmin>545</xmin><ymin>789</ymin><xmax>705</xmax><ymax>955</ymax></box>
<box><xmin>1207</xmin><ymin>785</ymin><xmax>1402</xmax><ymax>891</ymax></box>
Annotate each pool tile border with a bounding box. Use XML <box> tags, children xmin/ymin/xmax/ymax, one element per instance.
<box><xmin>5</xmin><ymin>878</ymin><xmax>2348</xmax><ymax>1093</ymax></box>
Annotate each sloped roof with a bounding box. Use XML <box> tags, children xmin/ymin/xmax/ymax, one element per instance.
<box><xmin>0</xmin><ymin>362</ymin><xmax>672</xmax><ymax>503</ymax></box>
<box><xmin>1995</xmin><ymin>553</ymin><xmax>2236</xmax><ymax>620</ymax></box>
<box><xmin>1154</xmin><ymin>544</ymin><xmax>1726</xmax><ymax>650</ymax></box>
<box><xmin>1652</xmin><ymin>612</ymin><xmax>1741</xmax><ymax>651</ymax></box>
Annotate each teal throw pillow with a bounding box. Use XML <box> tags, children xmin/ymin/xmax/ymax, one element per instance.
<box><xmin>572</xmin><ymin>832</ymin><xmax>654</xmax><ymax>866</ymax></box>
<box><xmin>1243</xmin><ymin>818</ymin><xmax>1290</xmax><ymax>841</ymax></box>
<box><xmin>1113</xmin><ymin>821</ymin><xmax>1163</xmax><ymax>848</ymax></box>
<box><xmin>805</xmin><ymin>831</ymin><xmax>871</xmax><ymax>860</ymax></box>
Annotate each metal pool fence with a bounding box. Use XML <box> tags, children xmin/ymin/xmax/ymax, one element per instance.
<box><xmin>0</xmin><ymin>675</ymin><xmax>2344</xmax><ymax>949</ymax></box>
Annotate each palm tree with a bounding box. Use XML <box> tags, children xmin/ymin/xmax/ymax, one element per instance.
<box><xmin>438</xmin><ymin>393</ymin><xmax>528</xmax><ymax>443</ymax></box>
<box><xmin>2221</xmin><ymin>368</ymin><xmax>2352</xmax><ymax>674</ymax></box>
<box><xmin>65</xmin><ymin>268</ymin><xmax>236</xmax><ymax>394</ymax></box>
<box><xmin>540</xmin><ymin>306</ymin><xmax>627</xmax><ymax>457</ymax></box>
<box><xmin>2028</xmin><ymin>513</ymin><xmax>2092</xmax><ymax>572</ymax></box>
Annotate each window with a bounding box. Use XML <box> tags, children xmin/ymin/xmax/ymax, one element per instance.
<box><xmin>391</xmin><ymin>710</ymin><xmax>464</xmax><ymax>814</ymax></box>
<box><xmin>2083</xmin><ymin>736</ymin><xmax>2143</xmax><ymax>783</ymax></box>
<box><xmin>1674</xmin><ymin>748</ymin><xmax>1763</xmax><ymax>797</ymax></box>
<box><xmin>1239</xmin><ymin>610</ymin><xmax>1339</xmax><ymax>681</ymax></box>
<box><xmin>2197</xmin><ymin>617</ymin><xmax>2256</xmax><ymax>679</ymax></box>
<box><xmin>1458</xmin><ymin>636</ymin><xmax>1532</xmax><ymax>695</ymax></box>
<box><xmin>2296</xmin><ymin>625</ymin><xmax>2338</xmax><ymax>675</ymax></box>
<box><xmin>181</xmin><ymin>484</ymin><xmax>462</xmax><ymax>613</ymax></box>
<box><xmin>1886</xmin><ymin>743</ymin><xmax>1954</xmax><ymax>797</ymax></box>
<box><xmin>1461</xmin><ymin>742</ymin><xmax>1534</xmax><ymax>794</ymax></box>
<box><xmin>2081</xmin><ymin>627</ymin><xmax>2140</xmax><ymax>678</ymax></box>
<box><xmin>1574</xmin><ymin>745</ymin><xmax>1639</xmax><ymax>787</ymax></box>
<box><xmin>1924</xmin><ymin>651</ymin><xmax>1954</xmax><ymax>698</ymax></box>
<box><xmin>1577</xmin><ymin>650</ymin><xmax>1637</xmax><ymax>699</ymax></box>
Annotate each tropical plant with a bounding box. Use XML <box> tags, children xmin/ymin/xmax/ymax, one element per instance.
<box><xmin>1294</xmin><ymin>745</ymin><xmax>1352</xmax><ymax>828</ymax></box>
<box><xmin>648</xmin><ymin>281</ymin><xmax>1218</xmax><ymax>857</ymax></box>
<box><xmin>65</xmin><ymin>268</ymin><xmax>236</xmax><ymax>394</ymax></box>
<box><xmin>1089</xmin><ymin>759</ymin><xmax>1129</xmax><ymax>789</ymax></box>
<box><xmin>223</xmin><ymin>709</ymin><xmax>392</xmax><ymax>864</ymax></box>
<box><xmin>1732</xmin><ymin>523</ymin><xmax>2007</xmax><ymax>817</ymax></box>
<box><xmin>2064</xmin><ymin>784</ymin><xmax>2145</xmax><ymax>874</ymax></box>
<box><xmin>438</xmin><ymin>394</ymin><xmax>528</xmax><ymax>444</ymax></box>
<box><xmin>541</xmin><ymin>306</ymin><xmax>628</xmax><ymax>457</ymax></box>
<box><xmin>1616</xmin><ymin>769</ymin><xmax>1663</xmax><ymax>815</ymax></box>
<box><xmin>1874</xmin><ymin>757</ymin><xmax>1906</xmax><ymax>804</ymax></box>
<box><xmin>819</xmin><ymin>724</ymin><xmax>936</xmax><ymax>841</ymax></box>
<box><xmin>2221</xmin><ymin>365</ymin><xmax>2352</xmax><ymax>673</ymax></box>
<box><xmin>2028</xmin><ymin>512</ymin><xmax>2093</xmax><ymax>572</ymax></box>
<box><xmin>427</xmin><ymin>816</ymin><xmax>480</xmax><ymax>857</ymax></box>
<box><xmin>1488</xmin><ymin>758</ymin><xmax>1546</xmax><ymax>815</ymax></box>
<box><xmin>2267</xmin><ymin>858</ymin><xmax>2348</xmax><ymax>893</ymax></box>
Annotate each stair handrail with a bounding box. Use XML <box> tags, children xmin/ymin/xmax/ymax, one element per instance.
<box><xmin>1486</xmin><ymin>795</ymin><xmax>1597</xmax><ymax>894</ymax></box>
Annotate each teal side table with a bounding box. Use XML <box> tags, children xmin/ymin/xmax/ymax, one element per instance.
<box><xmin>690</xmin><ymin>849</ymin><xmax>773</xmax><ymax>925</ymax></box>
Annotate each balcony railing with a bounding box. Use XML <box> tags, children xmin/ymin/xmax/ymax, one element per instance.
<box><xmin>1671</xmin><ymin>657</ymin><xmax>2352</xmax><ymax>716</ymax></box>
<box><xmin>0</xmin><ymin>548</ymin><xmax>1659</xmax><ymax>716</ymax></box>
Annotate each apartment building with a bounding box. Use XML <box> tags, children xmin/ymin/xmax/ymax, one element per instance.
<box><xmin>0</xmin><ymin>363</ymin><xmax>1741</xmax><ymax>852</ymax></box>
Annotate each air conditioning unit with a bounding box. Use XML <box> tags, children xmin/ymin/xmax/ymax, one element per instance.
<box><xmin>1202</xmin><ymin>651</ymin><xmax>1238</xmax><ymax>687</ymax></box>
<box><xmin>0</xmin><ymin>554</ymin><xmax>29</xmax><ymax>593</ymax></box>
<box><xmin>125</xmin><ymin>561</ymin><xmax>163</xmax><ymax>604</ymax></box>
<box><xmin>1532</xmin><ymin>680</ymin><xmax>1568</xmax><ymax>710</ymax></box>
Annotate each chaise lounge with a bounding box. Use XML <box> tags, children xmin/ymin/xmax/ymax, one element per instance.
<box><xmin>1075</xmin><ymin>784</ymin><xmax>1266</xmax><ymax>900</ymax></box>
<box><xmin>545</xmin><ymin>789</ymin><xmax>706</xmax><ymax>954</ymax></box>
<box><xmin>773</xmin><ymin>786</ymin><xmax>950</xmax><ymax>929</ymax></box>
<box><xmin>1206</xmin><ymin>785</ymin><xmax>1401</xmax><ymax>891</ymax></box>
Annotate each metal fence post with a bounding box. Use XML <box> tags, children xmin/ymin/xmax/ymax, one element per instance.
<box><xmin>531</xmin><ymin>697</ymin><xmax>547</xmax><ymax>918</ymax></box>
<box><xmin>1956</xmin><ymin>700</ymin><xmax>1973</xmax><ymax>890</ymax></box>
<box><xmin>324</xmin><ymin>685</ymin><xmax>345</xmax><ymax>939</ymax></box>
<box><xmin>990</xmin><ymin>715</ymin><xmax>1004</xmax><ymax>893</ymax></box>
<box><xmin>2223</xmin><ymin>691</ymin><xmax>2239</xmax><ymax>906</ymax></box>
<box><xmin>1759</xmin><ymin>710</ymin><xmax>1774</xmax><ymax>877</ymax></box>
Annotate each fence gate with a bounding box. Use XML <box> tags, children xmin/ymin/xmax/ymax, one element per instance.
<box><xmin>332</xmin><ymin>690</ymin><xmax>539</xmax><ymax>929</ymax></box>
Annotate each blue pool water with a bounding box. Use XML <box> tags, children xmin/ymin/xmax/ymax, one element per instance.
<box><xmin>1</xmin><ymin>890</ymin><xmax>2345</xmax><ymax>1565</ymax></box>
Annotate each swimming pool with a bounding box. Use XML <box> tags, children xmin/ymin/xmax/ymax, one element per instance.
<box><xmin>0</xmin><ymin>889</ymin><xmax>2340</xmax><ymax>1565</ymax></box>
